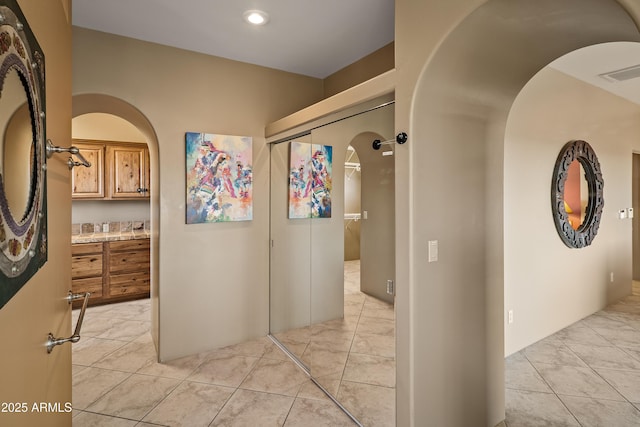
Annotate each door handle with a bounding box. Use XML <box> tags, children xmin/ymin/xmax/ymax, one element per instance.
<box><xmin>46</xmin><ymin>291</ymin><xmax>90</xmax><ymax>354</ymax></box>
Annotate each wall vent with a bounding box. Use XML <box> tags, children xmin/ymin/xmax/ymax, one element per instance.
<box><xmin>599</xmin><ymin>64</ymin><xmax>640</xmax><ymax>82</ymax></box>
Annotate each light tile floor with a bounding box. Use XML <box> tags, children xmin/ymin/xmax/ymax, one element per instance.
<box><xmin>72</xmin><ymin>299</ymin><xmax>356</xmax><ymax>427</ymax></box>
<box><xmin>273</xmin><ymin>260</ymin><xmax>396</xmax><ymax>426</ymax></box>
<box><xmin>505</xmin><ymin>281</ymin><xmax>640</xmax><ymax>427</ymax></box>
<box><xmin>72</xmin><ymin>260</ymin><xmax>394</xmax><ymax>426</ymax></box>
<box><xmin>73</xmin><ymin>274</ymin><xmax>640</xmax><ymax>426</ymax></box>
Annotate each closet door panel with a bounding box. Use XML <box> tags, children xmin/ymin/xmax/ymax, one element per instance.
<box><xmin>269</xmin><ymin>136</ymin><xmax>312</xmax><ymax>366</ymax></box>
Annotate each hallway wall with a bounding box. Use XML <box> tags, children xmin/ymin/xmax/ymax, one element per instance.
<box><xmin>504</xmin><ymin>65</ymin><xmax>640</xmax><ymax>355</ymax></box>
<box><xmin>73</xmin><ymin>27</ymin><xmax>324</xmax><ymax>361</ymax></box>
<box><xmin>395</xmin><ymin>0</ymin><xmax>640</xmax><ymax>425</ymax></box>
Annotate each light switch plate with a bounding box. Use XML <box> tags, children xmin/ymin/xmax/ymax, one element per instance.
<box><xmin>428</xmin><ymin>240</ymin><xmax>438</xmax><ymax>263</ymax></box>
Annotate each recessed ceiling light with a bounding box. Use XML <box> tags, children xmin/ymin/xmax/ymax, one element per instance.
<box><xmin>243</xmin><ymin>10</ymin><xmax>269</xmax><ymax>26</ymax></box>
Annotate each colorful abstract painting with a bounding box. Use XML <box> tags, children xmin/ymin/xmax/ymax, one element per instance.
<box><xmin>289</xmin><ymin>141</ymin><xmax>332</xmax><ymax>219</ymax></box>
<box><xmin>186</xmin><ymin>132</ymin><xmax>253</xmax><ymax>223</ymax></box>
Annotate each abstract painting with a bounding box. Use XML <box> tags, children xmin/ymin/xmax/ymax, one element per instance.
<box><xmin>289</xmin><ymin>141</ymin><xmax>332</xmax><ymax>219</ymax></box>
<box><xmin>186</xmin><ymin>132</ymin><xmax>253</xmax><ymax>223</ymax></box>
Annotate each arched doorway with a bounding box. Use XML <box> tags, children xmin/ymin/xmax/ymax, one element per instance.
<box><xmin>403</xmin><ymin>0</ymin><xmax>640</xmax><ymax>424</ymax></box>
<box><xmin>72</xmin><ymin>93</ymin><xmax>161</xmax><ymax>355</ymax></box>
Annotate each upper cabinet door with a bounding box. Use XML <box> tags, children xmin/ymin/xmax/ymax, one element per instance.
<box><xmin>72</xmin><ymin>142</ymin><xmax>105</xmax><ymax>199</ymax></box>
<box><xmin>106</xmin><ymin>144</ymin><xmax>149</xmax><ymax>199</ymax></box>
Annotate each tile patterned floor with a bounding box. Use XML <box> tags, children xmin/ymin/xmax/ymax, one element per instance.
<box><xmin>76</xmin><ymin>267</ymin><xmax>640</xmax><ymax>425</ymax></box>
<box><xmin>72</xmin><ymin>260</ymin><xmax>394</xmax><ymax>426</ymax></box>
<box><xmin>505</xmin><ymin>281</ymin><xmax>640</xmax><ymax>427</ymax></box>
<box><xmin>273</xmin><ymin>260</ymin><xmax>396</xmax><ymax>426</ymax></box>
<box><xmin>72</xmin><ymin>299</ymin><xmax>355</xmax><ymax>427</ymax></box>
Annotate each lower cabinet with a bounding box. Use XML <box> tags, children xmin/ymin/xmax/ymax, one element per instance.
<box><xmin>108</xmin><ymin>240</ymin><xmax>151</xmax><ymax>299</ymax></box>
<box><xmin>71</xmin><ymin>239</ymin><xmax>150</xmax><ymax>308</ymax></box>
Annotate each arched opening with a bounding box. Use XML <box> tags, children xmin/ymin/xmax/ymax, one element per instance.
<box><xmin>405</xmin><ymin>0</ymin><xmax>640</xmax><ymax>424</ymax></box>
<box><xmin>72</xmin><ymin>93</ymin><xmax>161</xmax><ymax>354</ymax></box>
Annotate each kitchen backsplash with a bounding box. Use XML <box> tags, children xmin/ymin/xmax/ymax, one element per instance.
<box><xmin>72</xmin><ymin>220</ymin><xmax>151</xmax><ymax>235</ymax></box>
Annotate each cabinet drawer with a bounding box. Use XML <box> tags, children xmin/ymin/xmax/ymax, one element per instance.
<box><xmin>109</xmin><ymin>250</ymin><xmax>150</xmax><ymax>274</ymax></box>
<box><xmin>109</xmin><ymin>272</ymin><xmax>150</xmax><ymax>296</ymax></box>
<box><xmin>71</xmin><ymin>277</ymin><xmax>103</xmax><ymax>299</ymax></box>
<box><xmin>71</xmin><ymin>254</ymin><xmax>103</xmax><ymax>279</ymax></box>
<box><xmin>72</xmin><ymin>242</ymin><xmax>103</xmax><ymax>256</ymax></box>
<box><xmin>109</xmin><ymin>239</ymin><xmax>150</xmax><ymax>252</ymax></box>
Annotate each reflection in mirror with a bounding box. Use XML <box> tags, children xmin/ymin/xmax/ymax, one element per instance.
<box><xmin>563</xmin><ymin>159</ymin><xmax>588</xmax><ymax>230</ymax></box>
<box><xmin>269</xmin><ymin>101</ymin><xmax>396</xmax><ymax>425</ymax></box>
<box><xmin>269</xmin><ymin>134</ymin><xmax>312</xmax><ymax>368</ymax></box>
<box><xmin>309</xmin><ymin>121</ymin><xmax>396</xmax><ymax>426</ymax></box>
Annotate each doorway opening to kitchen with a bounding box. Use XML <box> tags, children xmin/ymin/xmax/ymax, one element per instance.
<box><xmin>71</xmin><ymin>93</ymin><xmax>161</xmax><ymax>357</ymax></box>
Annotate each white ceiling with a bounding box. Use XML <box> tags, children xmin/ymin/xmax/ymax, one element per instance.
<box><xmin>72</xmin><ymin>0</ymin><xmax>395</xmax><ymax>79</ymax></box>
<box><xmin>549</xmin><ymin>42</ymin><xmax>640</xmax><ymax>106</ymax></box>
<box><xmin>72</xmin><ymin>2</ymin><xmax>640</xmax><ymax>105</ymax></box>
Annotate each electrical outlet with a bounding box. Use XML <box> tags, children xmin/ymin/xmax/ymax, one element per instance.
<box><xmin>508</xmin><ymin>310</ymin><xmax>514</xmax><ymax>324</ymax></box>
<box><xmin>102</xmin><ymin>223</ymin><xmax>109</xmax><ymax>233</ymax></box>
<box><xmin>610</xmin><ymin>272</ymin><xmax>614</xmax><ymax>283</ymax></box>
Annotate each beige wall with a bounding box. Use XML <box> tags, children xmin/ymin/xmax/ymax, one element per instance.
<box><xmin>0</xmin><ymin>1</ymin><xmax>72</xmax><ymax>426</ymax></box>
<box><xmin>73</xmin><ymin>113</ymin><xmax>146</xmax><ymax>143</ymax></box>
<box><xmin>504</xmin><ymin>67</ymin><xmax>640</xmax><ymax>354</ymax></box>
<box><xmin>394</xmin><ymin>0</ymin><xmax>486</xmax><ymax>424</ymax></box>
<box><xmin>324</xmin><ymin>42</ymin><xmax>394</xmax><ymax>98</ymax></box>
<box><xmin>72</xmin><ymin>27</ymin><xmax>324</xmax><ymax>361</ymax></box>
<box><xmin>396</xmin><ymin>0</ymin><xmax>640</xmax><ymax>425</ymax></box>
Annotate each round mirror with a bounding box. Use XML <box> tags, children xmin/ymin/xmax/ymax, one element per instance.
<box><xmin>0</xmin><ymin>1</ymin><xmax>47</xmax><ymax>309</ymax></box>
<box><xmin>551</xmin><ymin>140</ymin><xmax>604</xmax><ymax>248</ymax></box>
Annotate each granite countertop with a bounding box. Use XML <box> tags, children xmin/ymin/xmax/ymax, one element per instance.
<box><xmin>72</xmin><ymin>230</ymin><xmax>150</xmax><ymax>244</ymax></box>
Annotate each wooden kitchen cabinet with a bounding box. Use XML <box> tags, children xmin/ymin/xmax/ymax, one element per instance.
<box><xmin>106</xmin><ymin>239</ymin><xmax>151</xmax><ymax>299</ymax></box>
<box><xmin>71</xmin><ymin>139</ymin><xmax>150</xmax><ymax>200</ymax></box>
<box><xmin>71</xmin><ymin>142</ymin><xmax>105</xmax><ymax>199</ymax></box>
<box><xmin>106</xmin><ymin>144</ymin><xmax>150</xmax><ymax>199</ymax></box>
<box><xmin>71</xmin><ymin>239</ymin><xmax>150</xmax><ymax>307</ymax></box>
<box><xmin>71</xmin><ymin>242</ymin><xmax>104</xmax><ymax>304</ymax></box>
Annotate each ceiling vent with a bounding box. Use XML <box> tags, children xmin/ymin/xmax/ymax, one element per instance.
<box><xmin>598</xmin><ymin>64</ymin><xmax>640</xmax><ymax>83</ymax></box>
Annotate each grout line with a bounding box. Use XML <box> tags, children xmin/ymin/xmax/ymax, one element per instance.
<box><xmin>521</xmin><ymin>351</ymin><xmax>584</xmax><ymax>427</ymax></box>
<box><xmin>513</xmin><ymin>291</ymin><xmax>640</xmax><ymax>425</ymax></box>
<box><xmin>75</xmin><ymin>267</ymin><xmax>397</xmax><ymax>426</ymax></box>
<box><xmin>136</xmin><ymin>377</ymin><xmax>183</xmax><ymax>425</ymax></box>
<box><xmin>280</xmin><ymin>395</ymin><xmax>298</xmax><ymax>427</ymax></box>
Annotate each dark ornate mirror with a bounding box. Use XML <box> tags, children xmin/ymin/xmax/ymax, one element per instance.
<box><xmin>0</xmin><ymin>0</ymin><xmax>47</xmax><ymax>309</ymax></box>
<box><xmin>551</xmin><ymin>140</ymin><xmax>603</xmax><ymax>248</ymax></box>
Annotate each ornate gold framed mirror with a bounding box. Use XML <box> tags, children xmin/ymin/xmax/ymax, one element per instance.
<box><xmin>551</xmin><ymin>140</ymin><xmax>603</xmax><ymax>248</ymax></box>
<box><xmin>0</xmin><ymin>0</ymin><xmax>47</xmax><ymax>308</ymax></box>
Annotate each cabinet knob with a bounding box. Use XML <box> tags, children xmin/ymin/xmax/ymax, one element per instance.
<box><xmin>137</xmin><ymin>188</ymin><xmax>143</xmax><ymax>193</ymax></box>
